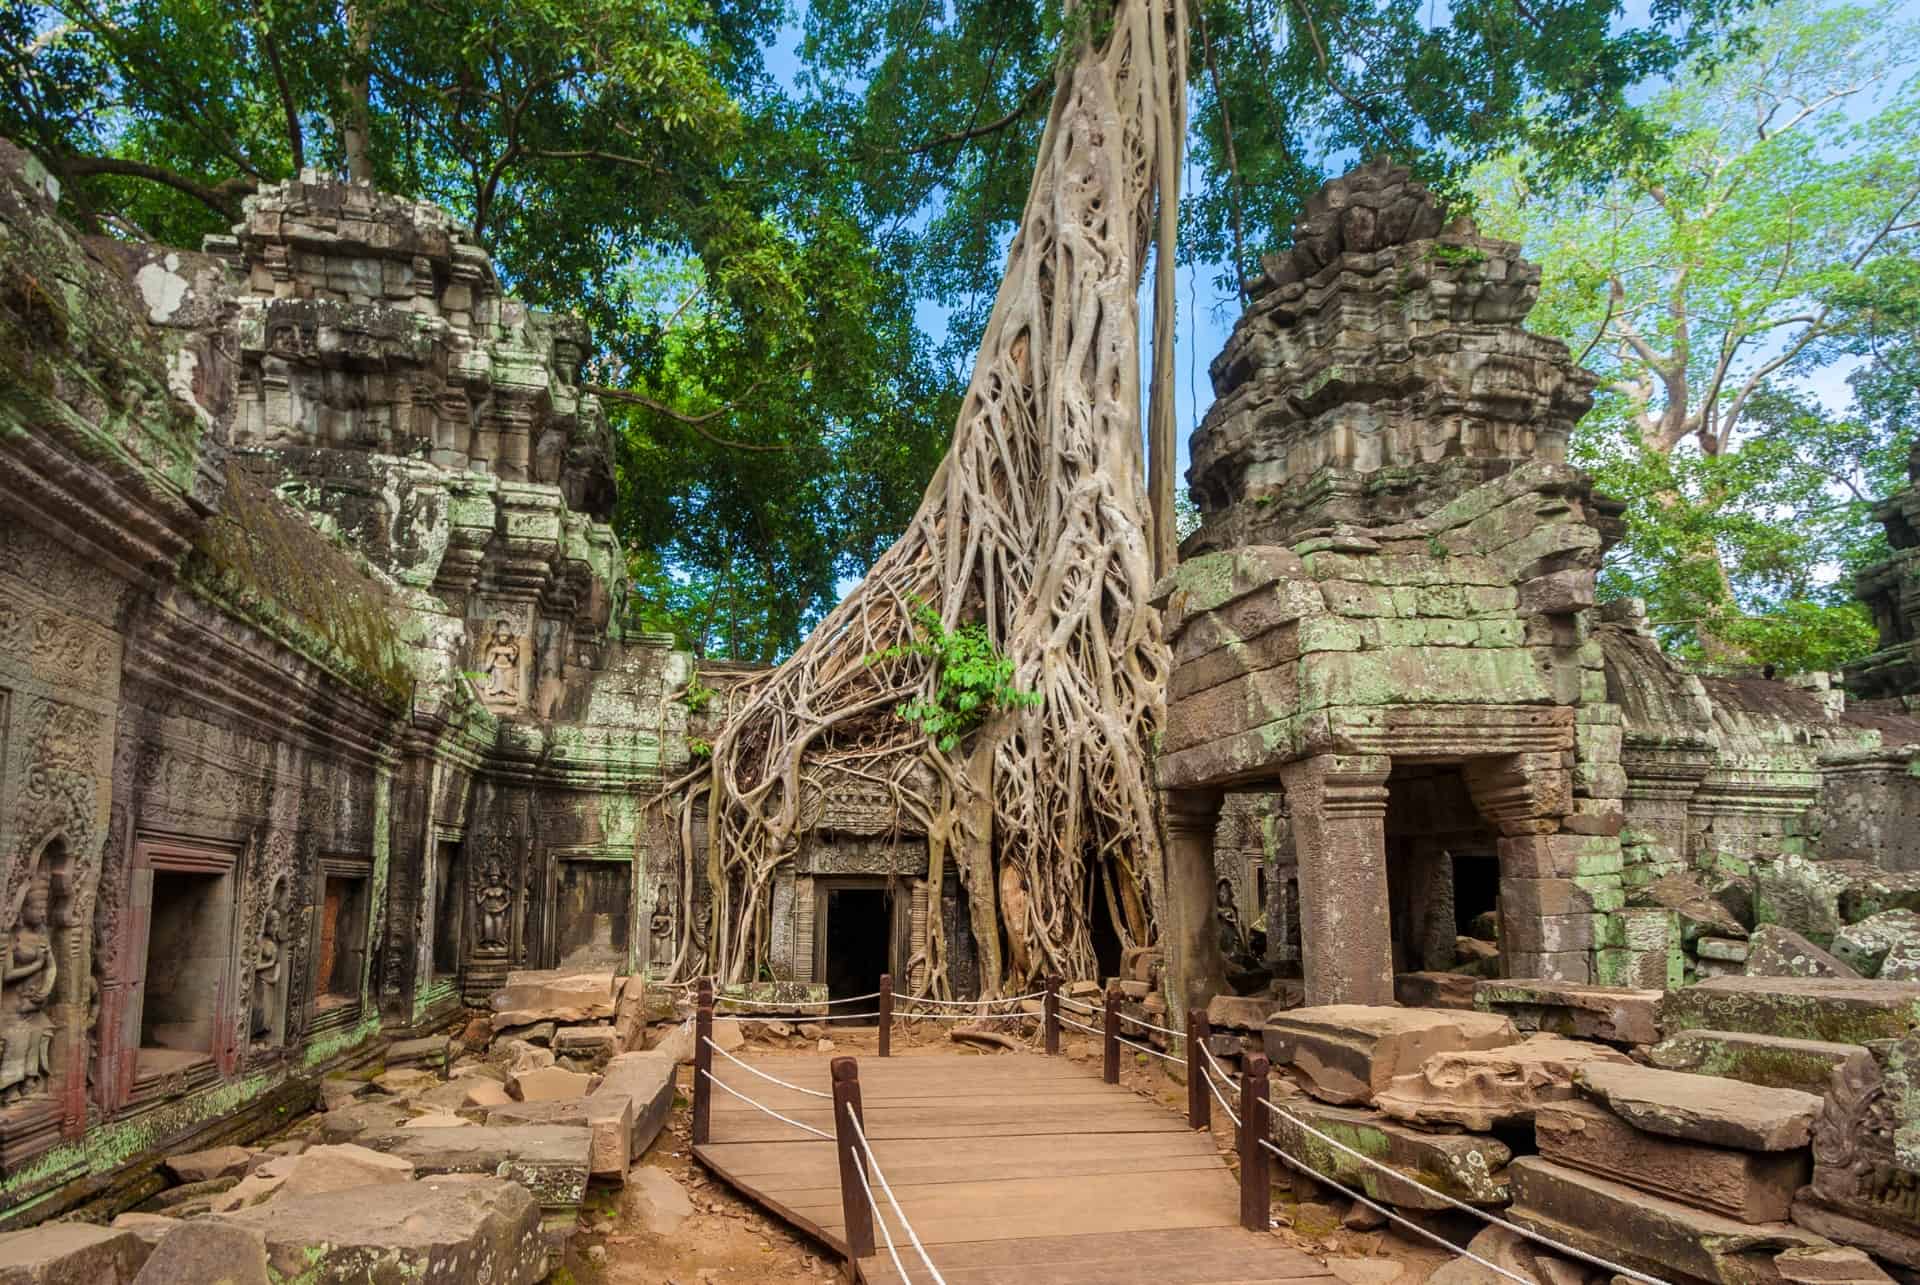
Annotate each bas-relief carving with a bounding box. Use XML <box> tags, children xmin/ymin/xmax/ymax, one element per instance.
<box><xmin>1810</xmin><ymin>1040</ymin><xmax>1920</xmax><ymax>1237</ymax></box>
<box><xmin>477</xmin><ymin>617</ymin><xmax>523</xmax><ymax>711</ymax></box>
<box><xmin>472</xmin><ymin>835</ymin><xmax>513</xmax><ymax>953</ymax></box>
<box><xmin>1</xmin><ymin>848</ymin><xmax>64</xmax><ymax>1105</ymax></box>
<box><xmin>240</xmin><ymin>832</ymin><xmax>298</xmax><ymax>1051</ymax></box>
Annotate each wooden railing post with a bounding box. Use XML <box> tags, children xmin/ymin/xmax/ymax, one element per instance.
<box><xmin>1186</xmin><ymin>1007</ymin><xmax>1210</xmax><ymax>1131</ymax></box>
<box><xmin>831</xmin><ymin>1056</ymin><xmax>875</xmax><ymax>1267</ymax></box>
<box><xmin>878</xmin><ymin>973</ymin><xmax>893</xmax><ymax>1058</ymax></box>
<box><xmin>693</xmin><ymin>977</ymin><xmax>714</xmax><ymax>1146</ymax></box>
<box><xmin>1043</xmin><ymin>974</ymin><xmax>1060</xmax><ymax>1056</ymax></box>
<box><xmin>1238</xmin><ymin>1052</ymin><xmax>1271</xmax><ymax>1231</ymax></box>
<box><xmin>1102</xmin><ymin>983</ymin><xmax>1122</xmax><ymax>1084</ymax></box>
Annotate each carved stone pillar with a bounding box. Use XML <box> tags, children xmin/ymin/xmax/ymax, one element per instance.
<box><xmin>1161</xmin><ymin>789</ymin><xmax>1227</xmax><ymax>1015</ymax></box>
<box><xmin>1278</xmin><ymin>754</ymin><xmax>1393</xmax><ymax>1006</ymax></box>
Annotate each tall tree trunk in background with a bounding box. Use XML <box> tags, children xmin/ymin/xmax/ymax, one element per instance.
<box><xmin>342</xmin><ymin>0</ymin><xmax>373</xmax><ymax>183</ymax></box>
<box><xmin>659</xmin><ymin>0</ymin><xmax>1186</xmax><ymax>994</ymax></box>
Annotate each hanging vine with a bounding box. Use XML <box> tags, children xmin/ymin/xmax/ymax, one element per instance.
<box><xmin>652</xmin><ymin>0</ymin><xmax>1187</xmax><ymax>996</ymax></box>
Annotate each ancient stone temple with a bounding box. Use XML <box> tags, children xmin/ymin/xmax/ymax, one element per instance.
<box><xmin>1158</xmin><ymin>159</ymin><xmax>1920</xmax><ymax>1015</ymax></box>
<box><xmin>0</xmin><ymin>143</ymin><xmax>691</xmax><ymax>1222</ymax></box>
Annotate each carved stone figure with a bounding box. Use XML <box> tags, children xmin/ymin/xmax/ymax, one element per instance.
<box><xmin>1</xmin><ymin>868</ymin><xmax>59</xmax><ymax>1106</ymax></box>
<box><xmin>480</xmin><ymin>619</ymin><xmax>520</xmax><ymax>704</ymax></box>
<box><xmin>250</xmin><ymin>906</ymin><xmax>285</xmax><ymax>1040</ymax></box>
<box><xmin>474</xmin><ymin>861</ymin><xmax>512</xmax><ymax>952</ymax></box>
<box><xmin>649</xmin><ymin>885</ymin><xmax>674</xmax><ymax>973</ymax></box>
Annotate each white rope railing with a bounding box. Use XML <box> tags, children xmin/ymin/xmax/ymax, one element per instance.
<box><xmin>894</xmin><ymin>989</ymin><xmax>1048</xmax><ymax>1007</ymax></box>
<box><xmin>1258</xmin><ymin>1097</ymin><xmax>1668</xmax><ymax>1285</ymax></box>
<box><xmin>697</xmin><ymin>1067</ymin><xmax>833</xmax><ymax>1140</ymax></box>
<box><xmin>703</xmin><ymin>1037</ymin><xmax>832</xmax><ymax>1099</ymax></box>
<box><xmin>710</xmin><ymin>1010</ymin><xmax>885</xmax><ymax>1023</ymax></box>
<box><xmin>852</xmin><ymin>1142</ymin><xmax>915</xmax><ymax>1283</ymax></box>
<box><xmin>845</xmin><ymin>1101</ymin><xmax>946</xmax><ymax>1284</ymax></box>
<box><xmin>1052</xmin><ymin>993</ymin><xmax>1185</xmax><ymax>1040</ymax></box>
<box><xmin>1055</xmin><ymin>1011</ymin><xmax>1186</xmax><ymax>1064</ymax></box>
<box><xmin>1197</xmin><ymin>1047</ymin><xmax>1240</xmax><ymax>1126</ymax></box>
<box><xmin>713</xmin><ymin>988</ymin><xmax>883</xmax><ymax>1008</ymax></box>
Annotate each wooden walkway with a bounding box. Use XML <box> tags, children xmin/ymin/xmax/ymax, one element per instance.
<box><xmin>693</xmin><ymin>1051</ymin><xmax>1339</xmax><ymax>1284</ymax></box>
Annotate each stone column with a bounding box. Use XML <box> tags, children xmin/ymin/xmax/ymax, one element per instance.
<box><xmin>1278</xmin><ymin>754</ymin><xmax>1394</xmax><ymax>1006</ymax></box>
<box><xmin>1161</xmin><ymin>789</ymin><xmax>1228</xmax><ymax>1016</ymax></box>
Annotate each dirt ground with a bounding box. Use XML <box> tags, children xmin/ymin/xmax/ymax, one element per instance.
<box><xmin>561</xmin><ymin>1018</ymin><xmax>1456</xmax><ymax>1285</ymax></box>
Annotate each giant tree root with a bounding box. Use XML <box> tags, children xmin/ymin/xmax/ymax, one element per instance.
<box><xmin>949</xmin><ymin>1028</ymin><xmax>1023</xmax><ymax>1053</ymax></box>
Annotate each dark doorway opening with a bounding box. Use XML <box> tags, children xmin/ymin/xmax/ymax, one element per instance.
<box><xmin>825</xmin><ymin>886</ymin><xmax>891</xmax><ymax>1017</ymax></box>
<box><xmin>1088</xmin><ymin>873</ymin><xmax>1123</xmax><ymax>985</ymax></box>
<box><xmin>1452</xmin><ymin>852</ymin><xmax>1500</xmax><ymax>937</ymax></box>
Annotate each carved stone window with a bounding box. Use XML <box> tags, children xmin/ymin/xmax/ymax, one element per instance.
<box><xmin>430</xmin><ymin>839</ymin><xmax>462</xmax><ymax>979</ymax></box>
<box><xmin>125</xmin><ymin>838</ymin><xmax>240</xmax><ymax>1096</ymax></box>
<box><xmin>315</xmin><ymin>858</ymin><xmax>372</xmax><ymax>1015</ymax></box>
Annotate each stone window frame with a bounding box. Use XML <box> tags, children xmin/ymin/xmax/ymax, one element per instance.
<box><xmin>309</xmin><ymin>852</ymin><xmax>374</xmax><ymax>1033</ymax></box>
<box><xmin>541</xmin><ymin>844</ymin><xmax>635</xmax><ymax>975</ymax></box>
<box><xmin>117</xmin><ymin>834</ymin><xmax>243</xmax><ymax>1108</ymax></box>
<box><xmin>427</xmin><ymin>823</ymin><xmax>466</xmax><ymax>987</ymax></box>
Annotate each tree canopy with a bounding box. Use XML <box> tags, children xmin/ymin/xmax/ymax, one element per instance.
<box><xmin>1471</xmin><ymin>0</ymin><xmax>1920</xmax><ymax>671</ymax></box>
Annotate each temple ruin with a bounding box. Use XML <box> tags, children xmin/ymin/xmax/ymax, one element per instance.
<box><xmin>5</xmin><ymin>136</ymin><xmax>1920</xmax><ymax>1283</ymax></box>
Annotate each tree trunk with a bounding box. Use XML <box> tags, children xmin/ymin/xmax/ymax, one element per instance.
<box><xmin>342</xmin><ymin>0</ymin><xmax>374</xmax><ymax>184</ymax></box>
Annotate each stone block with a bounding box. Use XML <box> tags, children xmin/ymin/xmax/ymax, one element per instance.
<box><xmin>105</xmin><ymin>1216</ymin><xmax>175</xmax><ymax>1251</ymax></box>
<box><xmin>1659</xmin><ymin>977</ymin><xmax>1920</xmax><ymax>1045</ymax></box>
<box><xmin>132</xmin><ymin>1221</ymin><xmax>269</xmax><ymax>1285</ymax></box>
<box><xmin>1838</xmin><ymin>870</ymin><xmax>1920</xmax><ymax>924</ymax></box>
<box><xmin>162</xmin><ymin>1145</ymin><xmax>253</xmax><ymax>1184</ymax></box>
<box><xmin>1773</xmin><ymin>1246</ymin><xmax>1897</xmax><ymax>1285</ymax></box>
<box><xmin>1374</xmin><ymin>1034</ymin><xmax>1631</xmax><ymax>1130</ymax></box>
<box><xmin>553</xmin><ymin>1026</ymin><xmax>618</xmax><ymax>1057</ymax></box>
<box><xmin>1207</xmin><ymin>994</ymin><xmax>1290</xmax><ymax>1030</ymax></box>
<box><xmin>489</xmin><ymin>969</ymin><xmax>617</xmax><ymax>1029</ymax></box>
<box><xmin>1755</xmin><ymin>855</ymin><xmax>1868</xmax><ymax>947</ymax></box>
<box><xmin>484</xmin><ymin>1096</ymin><xmax>632</xmax><ymax>1181</ymax></box>
<box><xmin>1508</xmin><ymin>1157</ymin><xmax>1829</xmax><ymax>1285</ymax></box>
<box><xmin>1474</xmin><ymin>980</ymin><xmax>1661</xmax><ymax>1044</ymax></box>
<box><xmin>317</xmin><ymin>1099</ymin><xmax>412</xmax><ymax>1143</ymax></box>
<box><xmin>1503</xmin><ymin>950</ymin><xmax>1594</xmax><ymax>984</ymax></box>
<box><xmin>0</xmin><ymin>1224</ymin><xmax>150</xmax><ymax>1285</ymax></box>
<box><xmin>1501</xmin><ymin>877</ymin><xmax>1624</xmax><ymax>919</ymax></box>
<box><xmin>1263</xmin><ymin>1091</ymin><xmax>1513</xmax><ymax>1209</ymax></box>
<box><xmin>463</xmin><ymin>1080</ymin><xmax>515</xmax><ymax>1109</ymax></box>
<box><xmin>594</xmin><ymin>1051</ymin><xmax>677</xmax><ymax>1162</ymax></box>
<box><xmin>1575</xmin><ymin>1063</ymin><xmax>1822</xmax><ymax>1150</ymax></box>
<box><xmin>1833</xmin><ymin>911</ymin><xmax>1920</xmax><ymax>979</ymax></box>
<box><xmin>1649</xmin><ymin>1030</ymin><xmax>1873</xmax><ymax>1097</ymax></box>
<box><xmin>359</xmin><ymin>1125</ymin><xmax>591</xmax><ymax>1209</ymax></box>
<box><xmin>1701</xmin><ymin>938</ymin><xmax>1752</xmax><ymax>964</ymax></box>
<box><xmin>387</xmin><ymin>1034</ymin><xmax>451</xmax><ymax>1069</ymax></box>
<box><xmin>1536</xmin><ymin>1099</ymin><xmax>1808</xmax><ymax>1223</ymax></box>
<box><xmin>1392</xmin><ymin>972</ymin><xmax>1480</xmax><ymax>1010</ymax></box>
<box><xmin>509</xmin><ymin>1065</ymin><xmax>593</xmax><ymax>1101</ymax></box>
<box><xmin>218</xmin><ymin>1178</ymin><xmax>547</xmax><ymax>1285</ymax></box>
<box><xmin>1501</xmin><ymin>910</ymin><xmax>1597</xmax><ymax>953</ymax></box>
<box><xmin>1499</xmin><ymin>833</ymin><xmax>1624</xmax><ymax>879</ymax></box>
<box><xmin>1789</xmin><ymin>1195</ymin><xmax>1920</xmax><ymax>1271</ymax></box>
<box><xmin>613</xmin><ymin>976</ymin><xmax>649</xmax><ymax>1052</ymax></box>
<box><xmin>1262</xmin><ymin>1004</ymin><xmax>1516</xmax><ymax>1104</ymax></box>
<box><xmin>1747</xmin><ymin>926</ymin><xmax>1858</xmax><ymax>980</ymax></box>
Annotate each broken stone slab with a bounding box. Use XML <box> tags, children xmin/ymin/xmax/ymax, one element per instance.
<box><xmin>1746</xmin><ymin>926</ymin><xmax>1858</xmax><ymax>980</ymax></box>
<box><xmin>1473</xmin><ymin>979</ymin><xmax>1661</xmax><ymax>1045</ymax></box>
<box><xmin>386</xmin><ymin>1034</ymin><xmax>451</xmax><ymax>1070</ymax></box>
<box><xmin>211</xmin><ymin>1142</ymin><xmax>414</xmax><ymax>1212</ymax></box>
<box><xmin>105</xmin><ymin>1216</ymin><xmax>175</xmax><ymax>1251</ymax></box>
<box><xmin>404</xmin><ymin>1112</ymin><xmax>475</xmax><ymax>1128</ymax></box>
<box><xmin>463</xmin><ymin>1079</ymin><xmax>515</xmax><ymax>1109</ymax></box>
<box><xmin>489</xmin><ymin>969</ymin><xmax>617</xmax><ymax>1030</ymax></box>
<box><xmin>1833</xmin><ymin>911</ymin><xmax>1920</xmax><ymax>979</ymax></box>
<box><xmin>1701</xmin><ymin>938</ymin><xmax>1753</xmax><ymax>964</ymax></box>
<box><xmin>593</xmin><ymin>1051</ymin><xmax>677</xmax><ymax>1163</ymax></box>
<box><xmin>0</xmin><ymin>1223</ymin><xmax>151</xmax><ymax>1285</ymax></box>
<box><xmin>500</xmin><ymin>1039</ymin><xmax>555</xmax><ymax>1075</ymax></box>
<box><xmin>1648</xmin><ymin>1030</ymin><xmax>1874</xmax><ymax>1096</ymax></box>
<box><xmin>217</xmin><ymin>1177</ymin><xmax>547</xmax><ymax>1284</ymax></box>
<box><xmin>484</xmin><ymin>1096</ymin><xmax>633</xmax><ymax>1181</ymax></box>
<box><xmin>373</xmin><ymin>1066</ymin><xmax>440</xmax><ymax>1096</ymax></box>
<box><xmin>1536</xmin><ymin>1099</ymin><xmax>1808</xmax><ymax>1223</ymax></box>
<box><xmin>1645</xmin><ymin>871</ymin><xmax>1749</xmax><ymax>943</ymax></box>
<box><xmin>613</xmin><ymin>977</ymin><xmax>649</xmax><ymax>1052</ymax></box>
<box><xmin>207</xmin><ymin>1156</ymin><xmax>298</xmax><ymax>1213</ymax></box>
<box><xmin>1507</xmin><ymin>1157</ymin><xmax>1831</xmax><ymax>1285</ymax></box>
<box><xmin>1659</xmin><ymin>977</ymin><xmax>1920</xmax><ymax>1045</ymax></box>
<box><xmin>1392</xmin><ymin>971</ymin><xmax>1481</xmax><ymax>1010</ymax></box>
<box><xmin>131</xmin><ymin>1220</ymin><xmax>269</xmax><ymax>1285</ymax></box>
<box><xmin>1575</xmin><ymin>1062</ymin><xmax>1822</xmax><ymax>1151</ymax></box>
<box><xmin>509</xmin><ymin>1065</ymin><xmax>594</xmax><ymax>1101</ymax></box>
<box><xmin>136</xmin><ymin>1175</ymin><xmax>238</xmax><ymax>1215</ymax></box>
<box><xmin>553</xmin><ymin>1026</ymin><xmax>618</xmax><ymax>1058</ymax></box>
<box><xmin>162</xmin><ymin>1145</ymin><xmax>253</xmax><ymax>1184</ymax></box>
<box><xmin>1773</xmin><ymin>1246</ymin><xmax>1897</xmax><ymax>1285</ymax></box>
<box><xmin>1262</xmin><ymin>1005</ymin><xmax>1516</xmax><ymax>1104</ymax></box>
<box><xmin>652</xmin><ymin>1017</ymin><xmax>697</xmax><ymax>1065</ymax></box>
<box><xmin>359</xmin><ymin>1125</ymin><xmax>591</xmax><ymax>1209</ymax></box>
<box><xmin>1838</xmin><ymin>870</ymin><xmax>1920</xmax><ymax>925</ymax></box>
<box><xmin>1424</xmin><ymin>1225</ymin><xmax>1597</xmax><ymax>1285</ymax></box>
<box><xmin>1789</xmin><ymin>1194</ymin><xmax>1920</xmax><ymax>1272</ymax></box>
<box><xmin>1263</xmin><ymin>1090</ymin><xmax>1513</xmax><ymax>1209</ymax></box>
<box><xmin>1374</xmin><ymin>1034</ymin><xmax>1632</xmax><ymax>1130</ymax></box>
<box><xmin>317</xmin><ymin>1074</ymin><xmax>372</xmax><ymax>1111</ymax></box>
<box><xmin>1880</xmin><ymin>937</ymin><xmax>1920</xmax><ymax>981</ymax></box>
<box><xmin>495</xmin><ymin>1020</ymin><xmax>556</xmax><ymax>1047</ymax></box>
<box><xmin>1207</xmin><ymin>993</ymin><xmax>1289</xmax><ymax>1031</ymax></box>
<box><xmin>316</xmin><ymin>1099</ymin><xmax>413</xmax><ymax>1143</ymax></box>
<box><xmin>623</xmin><ymin>1166</ymin><xmax>693</xmax><ymax>1236</ymax></box>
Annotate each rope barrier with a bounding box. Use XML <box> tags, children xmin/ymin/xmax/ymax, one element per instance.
<box><xmin>851</xmin><ymin>1143</ymin><xmax>914</xmax><ymax>1283</ymax></box>
<box><xmin>895</xmin><ymin>1010</ymin><xmax>1031</xmax><ymax>1022</ymax></box>
<box><xmin>1051</xmin><ymin>993</ymin><xmax>1185</xmax><ymax>1040</ymax></box>
<box><xmin>894</xmin><ymin>989</ymin><xmax>1048</xmax><ymax>1008</ymax></box>
<box><xmin>713</xmin><ymin>988</ymin><xmax>883</xmax><ymax>1008</ymax></box>
<box><xmin>1056</xmin><ymin>1013</ymin><xmax>1103</xmax><ymax>1037</ymax></box>
<box><xmin>846</xmin><ymin>1101</ymin><xmax>947</xmax><ymax>1284</ymax></box>
<box><xmin>703</xmin><ymin>1037</ymin><xmax>832</xmax><ymax>1099</ymax></box>
<box><xmin>1198</xmin><ymin>1043</ymin><xmax>1241</xmax><ymax>1126</ymax></box>
<box><xmin>710</xmin><ymin>1010</ymin><xmax>885</xmax><ymax>1024</ymax></box>
<box><xmin>1057</xmin><ymin>995</ymin><xmax>1098</xmax><ymax>1014</ymax></box>
<box><xmin>1258</xmin><ymin>1096</ymin><xmax>1669</xmax><ymax>1284</ymax></box>
<box><xmin>697</xmin><ymin>1068</ymin><xmax>833</xmax><ymax>1140</ymax></box>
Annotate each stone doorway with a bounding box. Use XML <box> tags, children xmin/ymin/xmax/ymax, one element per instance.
<box><xmin>431</xmin><ymin>839</ymin><xmax>462</xmax><ymax>979</ymax></box>
<box><xmin>314</xmin><ymin>858</ymin><xmax>372</xmax><ymax>1019</ymax></box>
<box><xmin>132</xmin><ymin>850</ymin><xmax>236</xmax><ymax>1083</ymax></box>
<box><xmin>552</xmin><ymin>857</ymin><xmax>631</xmax><ymax>971</ymax></box>
<box><xmin>1384</xmin><ymin>762</ymin><xmax>1501</xmax><ymax>975</ymax></box>
<box><xmin>814</xmin><ymin>878</ymin><xmax>905</xmax><ymax>1013</ymax></box>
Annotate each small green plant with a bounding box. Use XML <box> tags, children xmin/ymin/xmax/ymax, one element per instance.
<box><xmin>688</xmin><ymin>736</ymin><xmax>713</xmax><ymax>759</ymax></box>
<box><xmin>680</xmin><ymin>673</ymin><xmax>717</xmax><ymax>714</ymax></box>
<box><xmin>1426</xmin><ymin>533</ymin><xmax>1450</xmax><ymax>559</ymax></box>
<box><xmin>868</xmin><ymin>605</ymin><xmax>1041</xmax><ymax>751</ymax></box>
<box><xmin>1427</xmin><ymin>242</ymin><xmax>1487</xmax><ymax>270</ymax></box>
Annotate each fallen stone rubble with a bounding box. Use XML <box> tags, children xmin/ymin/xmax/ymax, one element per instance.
<box><xmin>1243</xmin><ymin>975</ymin><xmax>1920</xmax><ymax>1285</ymax></box>
<box><xmin>0</xmin><ymin>969</ymin><xmax>686</xmax><ymax>1285</ymax></box>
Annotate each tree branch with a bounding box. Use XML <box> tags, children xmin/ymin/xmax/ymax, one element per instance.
<box><xmin>587</xmin><ymin>380</ymin><xmax>803</xmax><ymax>454</ymax></box>
<box><xmin>58</xmin><ymin>155</ymin><xmax>257</xmax><ymax>216</ymax></box>
<box><xmin>897</xmin><ymin>76</ymin><xmax>1050</xmax><ymax>155</ymax></box>
<box><xmin>250</xmin><ymin>1</ymin><xmax>304</xmax><ymax>171</ymax></box>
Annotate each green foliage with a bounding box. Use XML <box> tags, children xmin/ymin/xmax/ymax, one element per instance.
<box><xmin>868</xmin><ymin>606</ymin><xmax>1041</xmax><ymax>752</ymax></box>
<box><xmin>1426</xmin><ymin>243</ymin><xmax>1487</xmax><ymax>269</ymax></box>
<box><xmin>680</xmin><ymin>673</ymin><xmax>718</xmax><ymax>714</ymax></box>
<box><xmin>1474</xmin><ymin>0</ymin><xmax>1919</xmax><ymax>669</ymax></box>
<box><xmin>688</xmin><ymin>736</ymin><xmax>713</xmax><ymax>759</ymax></box>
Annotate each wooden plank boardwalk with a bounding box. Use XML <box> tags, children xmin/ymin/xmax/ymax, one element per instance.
<box><xmin>693</xmin><ymin>1051</ymin><xmax>1340</xmax><ymax>1284</ymax></box>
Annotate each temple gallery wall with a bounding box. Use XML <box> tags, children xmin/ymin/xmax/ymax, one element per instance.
<box><xmin>7</xmin><ymin>135</ymin><xmax>1920</xmax><ymax>1257</ymax></box>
